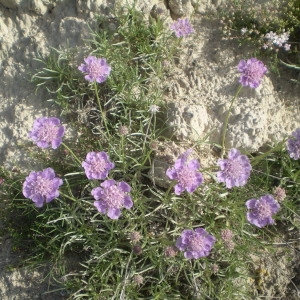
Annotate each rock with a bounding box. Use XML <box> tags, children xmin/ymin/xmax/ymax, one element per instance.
<box><xmin>192</xmin><ymin>0</ymin><xmax>225</xmax><ymax>14</ymax></box>
<box><xmin>0</xmin><ymin>0</ymin><xmax>20</xmax><ymax>9</ymax></box>
<box><xmin>0</xmin><ymin>0</ymin><xmax>57</xmax><ymax>14</ymax></box>
<box><xmin>167</xmin><ymin>103</ymin><xmax>210</xmax><ymax>142</ymax></box>
<box><xmin>168</xmin><ymin>0</ymin><xmax>194</xmax><ymax>17</ymax></box>
<box><xmin>150</xmin><ymin>3</ymin><xmax>169</xmax><ymax>20</ymax></box>
<box><xmin>163</xmin><ymin>17</ymin><xmax>300</xmax><ymax>152</ymax></box>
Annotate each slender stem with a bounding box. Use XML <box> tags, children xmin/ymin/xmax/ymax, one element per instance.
<box><xmin>94</xmin><ymin>82</ymin><xmax>109</xmax><ymax>133</ymax></box>
<box><xmin>62</xmin><ymin>142</ymin><xmax>82</xmax><ymax>166</ymax></box>
<box><xmin>143</xmin><ymin>114</ymin><xmax>153</xmax><ymax>152</ymax></box>
<box><xmin>221</xmin><ymin>85</ymin><xmax>243</xmax><ymax>157</ymax></box>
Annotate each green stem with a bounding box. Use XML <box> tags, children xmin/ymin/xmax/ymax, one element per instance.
<box><xmin>94</xmin><ymin>82</ymin><xmax>109</xmax><ymax>133</ymax></box>
<box><xmin>221</xmin><ymin>85</ymin><xmax>243</xmax><ymax>157</ymax></box>
<box><xmin>62</xmin><ymin>142</ymin><xmax>82</xmax><ymax>166</ymax></box>
<box><xmin>143</xmin><ymin>114</ymin><xmax>153</xmax><ymax>152</ymax></box>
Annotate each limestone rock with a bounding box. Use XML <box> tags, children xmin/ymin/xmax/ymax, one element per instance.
<box><xmin>0</xmin><ymin>0</ymin><xmax>57</xmax><ymax>15</ymax></box>
<box><xmin>167</xmin><ymin>103</ymin><xmax>210</xmax><ymax>142</ymax></box>
<box><xmin>168</xmin><ymin>0</ymin><xmax>194</xmax><ymax>17</ymax></box>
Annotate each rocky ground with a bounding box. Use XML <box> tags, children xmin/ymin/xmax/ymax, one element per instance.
<box><xmin>0</xmin><ymin>0</ymin><xmax>299</xmax><ymax>299</ymax></box>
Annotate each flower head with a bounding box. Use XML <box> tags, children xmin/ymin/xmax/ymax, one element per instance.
<box><xmin>237</xmin><ymin>58</ymin><xmax>267</xmax><ymax>88</ymax></box>
<box><xmin>29</xmin><ymin>117</ymin><xmax>65</xmax><ymax>149</ymax></box>
<box><xmin>220</xmin><ymin>229</ymin><xmax>235</xmax><ymax>251</ymax></box>
<box><xmin>82</xmin><ymin>151</ymin><xmax>115</xmax><ymax>180</ymax></box>
<box><xmin>170</xmin><ymin>18</ymin><xmax>194</xmax><ymax>38</ymax></box>
<box><xmin>241</xmin><ymin>28</ymin><xmax>248</xmax><ymax>35</ymax></box>
<box><xmin>148</xmin><ymin>105</ymin><xmax>160</xmax><ymax>114</ymax></box>
<box><xmin>286</xmin><ymin>128</ymin><xmax>300</xmax><ymax>160</ymax></box>
<box><xmin>118</xmin><ymin>125</ymin><xmax>129</xmax><ymax>136</ymax></box>
<box><xmin>164</xmin><ymin>246</ymin><xmax>178</xmax><ymax>258</ymax></box>
<box><xmin>264</xmin><ymin>31</ymin><xmax>290</xmax><ymax>50</ymax></box>
<box><xmin>133</xmin><ymin>274</ymin><xmax>144</xmax><ymax>286</ymax></box>
<box><xmin>22</xmin><ymin>168</ymin><xmax>63</xmax><ymax>208</ymax></box>
<box><xmin>220</xmin><ymin>229</ymin><xmax>233</xmax><ymax>242</ymax></box>
<box><xmin>92</xmin><ymin>179</ymin><xmax>133</xmax><ymax>219</ymax></box>
<box><xmin>78</xmin><ymin>56</ymin><xmax>111</xmax><ymax>83</ymax></box>
<box><xmin>129</xmin><ymin>231</ymin><xmax>142</xmax><ymax>243</ymax></box>
<box><xmin>217</xmin><ymin>148</ymin><xmax>252</xmax><ymax>189</ymax></box>
<box><xmin>246</xmin><ymin>194</ymin><xmax>280</xmax><ymax>228</ymax></box>
<box><xmin>273</xmin><ymin>186</ymin><xmax>286</xmax><ymax>202</ymax></box>
<box><xmin>176</xmin><ymin>228</ymin><xmax>216</xmax><ymax>259</ymax></box>
<box><xmin>166</xmin><ymin>149</ymin><xmax>204</xmax><ymax>195</ymax></box>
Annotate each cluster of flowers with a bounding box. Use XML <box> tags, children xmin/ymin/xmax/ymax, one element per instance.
<box><xmin>23</xmin><ymin>117</ymin><xmax>132</xmax><ymax>219</ymax></box>
<box><xmin>165</xmin><ymin>147</ymin><xmax>281</xmax><ymax>258</ymax></box>
<box><xmin>262</xmin><ymin>31</ymin><xmax>291</xmax><ymax>51</ymax></box>
<box><xmin>165</xmin><ymin>57</ymin><xmax>299</xmax><ymax>259</ymax></box>
<box><xmin>21</xmin><ymin>28</ymin><xmax>299</xmax><ymax>260</ymax></box>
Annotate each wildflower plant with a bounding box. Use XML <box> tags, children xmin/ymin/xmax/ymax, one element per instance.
<box><xmin>1</xmin><ymin>4</ymin><xmax>300</xmax><ymax>300</ymax></box>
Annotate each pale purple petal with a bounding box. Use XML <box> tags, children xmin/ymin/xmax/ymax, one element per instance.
<box><xmin>91</xmin><ymin>187</ymin><xmax>103</xmax><ymax>200</ymax></box>
<box><xmin>119</xmin><ymin>181</ymin><xmax>131</xmax><ymax>193</ymax></box>
<box><xmin>246</xmin><ymin>199</ymin><xmax>257</xmax><ymax>209</ymax></box>
<box><xmin>123</xmin><ymin>195</ymin><xmax>133</xmax><ymax>209</ymax></box>
<box><xmin>287</xmin><ymin>128</ymin><xmax>300</xmax><ymax>160</ymax></box>
<box><xmin>94</xmin><ymin>200</ymin><xmax>107</xmax><ymax>214</ymax></box>
<box><xmin>107</xmin><ymin>208</ymin><xmax>121</xmax><ymax>219</ymax></box>
<box><xmin>187</xmin><ymin>159</ymin><xmax>200</xmax><ymax>170</ymax></box>
<box><xmin>166</xmin><ymin>168</ymin><xmax>178</xmax><ymax>180</ymax></box>
<box><xmin>174</xmin><ymin>183</ymin><xmax>185</xmax><ymax>195</ymax></box>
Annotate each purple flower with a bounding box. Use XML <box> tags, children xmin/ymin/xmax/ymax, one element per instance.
<box><xmin>217</xmin><ymin>148</ymin><xmax>252</xmax><ymax>189</ymax></box>
<box><xmin>176</xmin><ymin>228</ymin><xmax>216</xmax><ymax>259</ymax></box>
<box><xmin>237</xmin><ymin>58</ymin><xmax>267</xmax><ymax>88</ymax></box>
<box><xmin>92</xmin><ymin>179</ymin><xmax>133</xmax><ymax>219</ymax></box>
<box><xmin>22</xmin><ymin>168</ymin><xmax>63</xmax><ymax>208</ymax></box>
<box><xmin>166</xmin><ymin>149</ymin><xmax>204</xmax><ymax>195</ymax></box>
<box><xmin>29</xmin><ymin>117</ymin><xmax>65</xmax><ymax>149</ymax></box>
<box><xmin>82</xmin><ymin>151</ymin><xmax>115</xmax><ymax>180</ymax></box>
<box><xmin>170</xmin><ymin>18</ymin><xmax>194</xmax><ymax>38</ymax></box>
<box><xmin>78</xmin><ymin>56</ymin><xmax>111</xmax><ymax>83</ymax></box>
<box><xmin>286</xmin><ymin>128</ymin><xmax>300</xmax><ymax>160</ymax></box>
<box><xmin>246</xmin><ymin>194</ymin><xmax>280</xmax><ymax>228</ymax></box>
